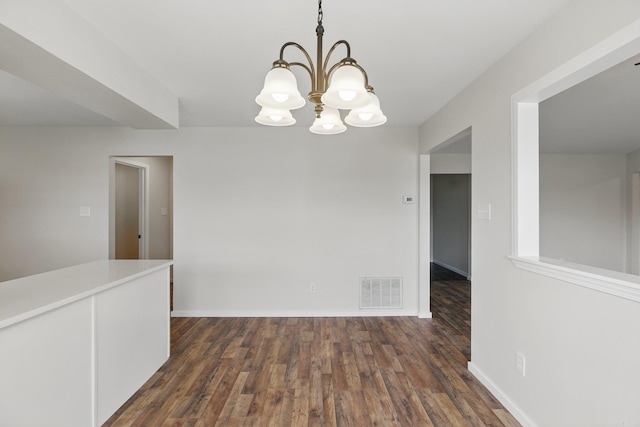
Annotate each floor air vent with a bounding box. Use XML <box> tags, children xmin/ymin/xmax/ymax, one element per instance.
<box><xmin>359</xmin><ymin>277</ymin><xmax>402</xmax><ymax>309</ymax></box>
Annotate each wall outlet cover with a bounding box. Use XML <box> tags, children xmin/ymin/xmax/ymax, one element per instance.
<box><xmin>515</xmin><ymin>351</ymin><xmax>526</xmax><ymax>376</ymax></box>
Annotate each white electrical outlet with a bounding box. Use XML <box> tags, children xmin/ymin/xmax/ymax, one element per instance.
<box><xmin>515</xmin><ymin>351</ymin><xmax>526</xmax><ymax>376</ymax></box>
<box><xmin>310</xmin><ymin>283</ymin><xmax>317</xmax><ymax>293</ymax></box>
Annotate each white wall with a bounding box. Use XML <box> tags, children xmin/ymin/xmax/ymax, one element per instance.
<box><xmin>431</xmin><ymin>174</ymin><xmax>470</xmax><ymax>276</ymax></box>
<box><xmin>430</xmin><ymin>153</ymin><xmax>471</xmax><ymax>174</ymax></box>
<box><xmin>0</xmin><ymin>126</ymin><xmax>419</xmax><ymax>316</ymax></box>
<box><xmin>0</xmin><ymin>134</ymin><xmax>109</xmax><ymax>280</ymax></box>
<box><xmin>419</xmin><ymin>1</ymin><xmax>640</xmax><ymax>425</ymax></box>
<box><xmin>539</xmin><ymin>154</ymin><xmax>626</xmax><ymax>272</ymax></box>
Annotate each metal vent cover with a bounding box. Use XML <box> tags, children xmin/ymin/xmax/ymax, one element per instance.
<box><xmin>359</xmin><ymin>277</ymin><xmax>402</xmax><ymax>309</ymax></box>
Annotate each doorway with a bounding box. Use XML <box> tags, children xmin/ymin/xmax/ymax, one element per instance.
<box><xmin>109</xmin><ymin>156</ymin><xmax>173</xmax><ymax>262</ymax></box>
<box><xmin>431</xmin><ymin>173</ymin><xmax>471</xmax><ymax>279</ymax></box>
<box><xmin>429</xmin><ymin>129</ymin><xmax>472</xmax><ymax>276</ymax></box>
<box><xmin>110</xmin><ymin>157</ymin><xmax>149</xmax><ymax>259</ymax></box>
<box><xmin>420</xmin><ymin>128</ymin><xmax>472</xmax><ymax>348</ymax></box>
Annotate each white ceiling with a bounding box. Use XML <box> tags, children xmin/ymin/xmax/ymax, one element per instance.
<box><xmin>0</xmin><ymin>0</ymin><xmax>574</xmax><ymax>129</ymax></box>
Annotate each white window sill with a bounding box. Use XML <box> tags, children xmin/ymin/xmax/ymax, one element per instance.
<box><xmin>509</xmin><ymin>256</ymin><xmax>640</xmax><ymax>303</ymax></box>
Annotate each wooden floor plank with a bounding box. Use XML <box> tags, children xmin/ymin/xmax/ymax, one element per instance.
<box><xmin>290</xmin><ymin>378</ymin><xmax>310</xmax><ymax>426</ymax></box>
<box><xmin>493</xmin><ymin>409</ymin><xmax>522</xmax><ymax>427</ymax></box>
<box><xmin>321</xmin><ymin>373</ymin><xmax>338</xmax><ymax>426</ymax></box>
<box><xmin>103</xmin><ymin>266</ymin><xmax>520</xmax><ymax>426</ymax></box>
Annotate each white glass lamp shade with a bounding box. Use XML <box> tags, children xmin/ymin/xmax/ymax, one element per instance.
<box><xmin>321</xmin><ymin>65</ymin><xmax>370</xmax><ymax>109</ymax></box>
<box><xmin>255</xmin><ymin>107</ymin><xmax>296</xmax><ymax>126</ymax></box>
<box><xmin>344</xmin><ymin>92</ymin><xmax>387</xmax><ymax>127</ymax></box>
<box><xmin>255</xmin><ymin>67</ymin><xmax>305</xmax><ymax>110</ymax></box>
<box><xmin>309</xmin><ymin>107</ymin><xmax>346</xmax><ymax>135</ymax></box>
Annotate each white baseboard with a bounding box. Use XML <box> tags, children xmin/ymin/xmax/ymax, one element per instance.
<box><xmin>171</xmin><ymin>309</ymin><xmax>419</xmax><ymax>318</ymax></box>
<box><xmin>432</xmin><ymin>260</ymin><xmax>469</xmax><ymax>279</ymax></box>
<box><xmin>467</xmin><ymin>362</ymin><xmax>537</xmax><ymax>427</ymax></box>
<box><xmin>418</xmin><ymin>311</ymin><xmax>432</xmax><ymax>318</ymax></box>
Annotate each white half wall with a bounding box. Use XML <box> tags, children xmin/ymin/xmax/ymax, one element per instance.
<box><xmin>0</xmin><ymin>126</ymin><xmax>419</xmax><ymax>317</ymax></box>
<box><xmin>419</xmin><ymin>1</ymin><xmax>640</xmax><ymax>425</ymax></box>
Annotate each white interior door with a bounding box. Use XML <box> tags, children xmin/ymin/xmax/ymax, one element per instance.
<box><xmin>115</xmin><ymin>163</ymin><xmax>140</xmax><ymax>259</ymax></box>
<box><xmin>110</xmin><ymin>157</ymin><xmax>149</xmax><ymax>260</ymax></box>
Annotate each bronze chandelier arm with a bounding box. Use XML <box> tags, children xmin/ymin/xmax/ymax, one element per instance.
<box><xmin>322</xmin><ymin>40</ymin><xmax>350</xmax><ymax>86</ymax></box>
<box><xmin>288</xmin><ymin>62</ymin><xmax>314</xmax><ymax>80</ymax></box>
<box><xmin>279</xmin><ymin>42</ymin><xmax>316</xmax><ymax>84</ymax></box>
<box><xmin>324</xmin><ymin>40</ymin><xmax>351</xmax><ymax>70</ymax></box>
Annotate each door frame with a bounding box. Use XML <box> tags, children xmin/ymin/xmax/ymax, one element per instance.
<box><xmin>418</xmin><ymin>154</ymin><xmax>432</xmax><ymax>318</ymax></box>
<box><xmin>109</xmin><ymin>157</ymin><xmax>150</xmax><ymax>259</ymax></box>
<box><xmin>631</xmin><ymin>172</ymin><xmax>640</xmax><ymax>275</ymax></box>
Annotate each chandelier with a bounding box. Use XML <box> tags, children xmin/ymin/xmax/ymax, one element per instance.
<box><xmin>254</xmin><ymin>0</ymin><xmax>386</xmax><ymax>135</ymax></box>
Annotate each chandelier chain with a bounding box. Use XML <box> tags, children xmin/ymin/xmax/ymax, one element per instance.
<box><xmin>317</xmin><ymin>0</ymin><xmax>323</xmax><ymax>25</ymax></box>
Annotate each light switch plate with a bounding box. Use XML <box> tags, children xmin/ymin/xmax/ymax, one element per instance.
<box><xmin>477</xmin><ymin>203</ymin><xmax>491</xmax><ymax>220</ymax></box>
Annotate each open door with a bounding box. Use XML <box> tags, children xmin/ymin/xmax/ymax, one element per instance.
<box><xmin>110</xmin><ymin>157</ymin><xmax>149</xmax><ymax>260</ymax></box>
<box><xmin>115</xmin><ymin>163</ymin><xmax>142</xmax><ymax>258</ymax></box>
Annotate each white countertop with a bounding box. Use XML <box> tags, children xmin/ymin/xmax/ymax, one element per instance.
<box><xmin>0</xmin><ymin>259</ymin><xmax>173</xmax><ymax>330</ymax></box>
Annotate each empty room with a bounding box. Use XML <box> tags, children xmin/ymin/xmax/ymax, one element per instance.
<box><xmin>1</xmin><ymin>1</ymin><xmax>640</xmax><ymax>426</ymax></box>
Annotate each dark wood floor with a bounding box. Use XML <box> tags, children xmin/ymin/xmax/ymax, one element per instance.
<box><xmin>104</xmin><ymin>265</ymin><xmax>520</xmax><ymax>426</ymax></box>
